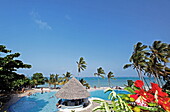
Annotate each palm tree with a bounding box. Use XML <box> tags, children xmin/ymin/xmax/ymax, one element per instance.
<box><xmin>123</xmin><ymin>42</ymin><xmax>148</xmax><ymax>83</ymax></box>
<box><xmin>79</xmin><ymin>78</ymin><xmax>90</xmax><ymax>89</ymax></box>
<box><xmin>49</xmin><ymin>74</ymin><xmax>55</xmax><ymax>88</ymax></box>
<box><xmin>94</xmin><ymin>67</ymin><xmax>105</xmax><ymax>87</ymax></box>
<box><xmin>107</xmin><ymin>71</ymin><xmax>115</xmax><ymax>87</ymax></box>
<box><xmin>146</xmin><ymin>41</ymin><xmax>170</xmax><ymax>86</ymax></box>
<box><xmin>53</xmin><ymin>74</ymin><xmax>59</xmax><ymax>88</ymax></box>
<box><xmin>79</xmin><ymin>78</ymin><xmax>87</xmax><ymax>85</ymax></box>
<box><xmin>62</xmin><ymin>72</ymin><xmax>72</xmax><ymax>84</ymax></box>
<box><xmin>76</xmin><ymin>57</ymin><xmax>87</xmax><ymax>76</ymax></box>
<box><xmin>44</xmin><ymin>77</ymin><xmax>51</xmax><ymax>88</ymax></box>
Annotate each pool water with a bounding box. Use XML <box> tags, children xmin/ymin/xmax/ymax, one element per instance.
<box><xmin>90</xmin><ymin>90</ymin><xmax>130</xmax><ymax>100</ymax></box>
<box><xmin>9</xmin><ymin>90</ymin><xmax>129</xmax><ymax>112</ymax></box>
<box><xmin>9</xmin><ymin>92</ymin><xmax>59</xmax><ymax>112</ymax></box>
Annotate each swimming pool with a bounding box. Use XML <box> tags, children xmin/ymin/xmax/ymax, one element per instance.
<box><xmin>90</xmin><ymin>90</ymin><xmax>130</xmax><ymax>100</ymax></box>
<box><xmin>9</xmin><ymin>92</ymin><xmax>59</xmax><ymax>112</ymax></box>
<box><xmin>9</xmin><ymin>90</ymin><xmax>129</xmax><ymax>112</ymax></box>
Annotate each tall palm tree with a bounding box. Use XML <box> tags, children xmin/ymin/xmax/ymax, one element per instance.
<box><xmin>62</xmin><ymin>72</ymin><xmax>72</xmax><ymax>84</ymax></box>
<box><xmin>79</xmin><ymin>78</ymin><xmax>87</xmax><ymax>85</ymax></box>
<box><xmin>107</xmin><ymin>71</ymin><xmax>115</xmax><ymax>87</ymax></box>
<box><xmin>44</xmin><ymin>77</ymin><xmax>51</xmax><ymax>88</ymax></box>
<box><xmin>76</xmin><ymin>57</ymin><xmax>87</xmax><ymax>76</ymax></box>
<box><xmin>94</xmin><ymin>67</ymin><xmax>105</xmax><ymax>87</ymax></box>
<box><xmin>79</xmin><ymin>78</ymin><xmax>90</xmax><ymax>89</ymax></box>
<box><xmin>49</xmin><ymin>74</ymin><xmax>55</xmax><ymax>88</ymax></box>
<box><xmin>53</xmin><ymin>74</ymin><xmax>59</xmax><ymax>88</ymax></box>
<box><xmin>123</xmin><ymin>42</ymin><xmax>148</xmax><ymax>83</ymax></box>
<box><xmin>146</xmin><ymin>41</ymin><xmax>169</xmax><ymax>86</ymax></box>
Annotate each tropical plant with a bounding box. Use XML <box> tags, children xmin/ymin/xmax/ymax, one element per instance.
<box><xmin>79</xmin><ymin>78</ymin><xmax>90</xmax><ymax>89</ymax></box>
<box><xmin>11</xmin><ymin>75</ymin><xmax>32</xmax><ymax>91</ymax></box>
<box><xmin>124</xmin><ymin>80</ymin><xmax>170</xmax><ymax>112</ymax></box>
<box><xmin>94</xmin><ymin>67</ymin><xmax>105</xmax><ymax>87</ymax></box>
<box><xmin>76</xmin><ymin>57</ymin><xmax>87</xmax><ymax>76</ymax></box>
<box><xmin>44</xmin><ymin>77</ymin><xmax>51</xmax><ymax>88</ymax></box>
<box><xmin>124</xmin><ymin>41</ymin><xmax>170</xmax><ymax>88</ymax></box>
<box><xmin>62</xmin><ymin>72</ymin><xmax>72</xmax><ymax>84</ymax></box>
<box><xmin>123</xmin><ymin>42</ymin><xmax>148</xmax><ymax>84</ymax></box>
<box><xmin>93</xmin><ymin>88</ymin><xmax>133</xmax><ymax>112</ymax></box>
<box><xmin>31</xmin><ymin>73</ymin><xmax>45</xmax><ymax>87</ymax></box>
<box><xmin>107</xmin><ymin>71</ymin><xmax>115</xmax><ymax>87</ymax></box>
<box><xmin>52</xmin><ymin>74</ymin><xmax>60</xmax><ymax>88</ymax></box>
<box><xmin>146</xmin><ymin>41</ymin><xmax>170</xmax><ymax>86</ymax></box>
<box><xmin>0</xmin><ymin>45</ymin><xmax>31</xmax><ymax>92</ymax></box>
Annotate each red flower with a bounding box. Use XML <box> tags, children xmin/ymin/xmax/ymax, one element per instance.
<box><xmin>149</xmin><ymin>83</ymin><xmax>168</xmax><ymax>97</ymax></box>
<box><xmin>130</xmin><ymin>94</ymin><xmax>139</xmax><ymax>100</ymax></box>
<box><xmin>150</xmin><ymin>83</ymin><xmax>162</xmax><ymax>93</ymax></box>
<box><xmin>158</xmin><ymin>97</ymin><xmax>170</xmax><ymax>111</ymax></box>
<box><xmin>134</xmin><ymin>89</ymin><xmax>155</xmax><ymax>102</ymax></box>
<box><xmin>134</xmin><ymin>80</ymin><xmax>144</xmax><ymax>88</ymax></box>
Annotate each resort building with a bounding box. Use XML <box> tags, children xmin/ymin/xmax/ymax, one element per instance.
<box><xmin>55</xmin><ymin>77</ymin><xmax>90</xmax><ymax>111</ymax></box>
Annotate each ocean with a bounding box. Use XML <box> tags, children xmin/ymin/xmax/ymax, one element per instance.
<box><xmin>38</xmin><ymin>77</ymin><xmax>156</xmax><ymax>88</ymax></box>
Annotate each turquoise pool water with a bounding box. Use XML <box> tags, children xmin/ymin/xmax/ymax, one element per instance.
<box><xmin>90</xmin><ymin>90</ymin><xmax>130</xmax><ymax>100</ymax></box>
<box><xmin>9</xmin><ymin>90</ymin><xmax>129</xmax><ymax>112</ymax></box>
<box><xmin>9</xmin><ymin>92</ymin><xmax>59</xmax><ymax>112</ymax></box>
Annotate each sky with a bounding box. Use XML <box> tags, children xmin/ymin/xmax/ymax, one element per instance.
<box><xmin>0</xmin><ymin>0</ymin><xmax>170</xmax><ymax>77</ymax></box>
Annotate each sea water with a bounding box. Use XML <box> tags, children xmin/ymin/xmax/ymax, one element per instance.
<box><xmin>38</xmin><ymin>77</ymin><xmax>155</xmax><ymax>88</ymax></box>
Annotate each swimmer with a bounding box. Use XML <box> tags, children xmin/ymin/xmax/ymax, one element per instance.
<box><xmin>49</xmin><ymin>96</ymin><xmax>54</xmax><ymax>99</ymax></box>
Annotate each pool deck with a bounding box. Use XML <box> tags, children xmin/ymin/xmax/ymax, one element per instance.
<box><xmin>2</xmin><ymin>87</ymin><xmax>122</xmax><ymax>112</ymax></box>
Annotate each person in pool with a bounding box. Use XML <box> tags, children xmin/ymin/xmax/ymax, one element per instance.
<box><xmin>41</xmin><ymin>88</ymin><xmax>43</xmax><ymax>94</ymax></box>
<box><xmin>49</xmin><ymin>96</ymin><xmax>54</xmax><ymax>99</ymax></box>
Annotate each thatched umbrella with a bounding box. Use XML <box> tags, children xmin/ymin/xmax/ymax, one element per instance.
<box><xmin>56</xmin><ymin>77</ymin><xmax>90</xmax><ymax>99</ymax></box>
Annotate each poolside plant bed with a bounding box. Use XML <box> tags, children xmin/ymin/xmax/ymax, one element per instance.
<box><xmin>93</xmin><ymin>80</ymin><xmax>170</xmax><ymax>112</ymax></box>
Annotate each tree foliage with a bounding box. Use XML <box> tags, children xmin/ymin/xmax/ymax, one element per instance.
<box><xmin>0</xmin><ymin>45</ymin><xmax>31</xmax><ymax>92</ymax></box>
<box><xmin>31</xmin><ymin>73</ymin><xmax>45</xmax><ymax>87</ymax></box>
<box><xmin>124</xmin><ymin>41</ymin><xmax>170</xmax><ymax>88</ymax></box>
<box><xmin>107</xmin><ymin>71</ymin><xmax>115</xmax><ymax>87</ymax></box>
<box><xmin>76</xmin><ymin>57</ymin><xmax>87</xmax><ymax>75</ymax></box>
<box><xmin>94</xmin><ymin>67</ymin><xmax>105</xmax><ymax>87</ymax></box>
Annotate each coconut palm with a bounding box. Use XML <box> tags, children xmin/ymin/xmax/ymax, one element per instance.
<box><xmin>94</xmin><ymin>67</ymin><xmax>105</xmax><ymax>87</ymax></box>
<box><xmin>62</xmin><ymin>72</ymin><xmax>72</xmax><ymax>84</ymax></box>
<box><xmin>79</xmin><ymin>78</ymin><xmax>90</xmax><ymax>89</ymax></box>
<box><xmin>79</xmin><ymin>78</ymin><xmax>87</xmax><ymax>85</ymax></box>
<box><xmin>49</xmin><ymin>74</ymin><xmax>55</xmax><ymax>88</ymax></box>
<box><xmin>146</xmin><ymin>41</ymin><xmax>170</xmax><ymax>86</ymax></box>
<box><xmin>107</xmin><ymin>71</ymin><xmax>115</xmax><ymax>87</ymax></box>
<box><xmin>44</xmin><ymin>77</ymin><xmax>51</xmax><ymax>88</ymax></box>
<box><xmin>123</xmin><ymin>42</ymin><xmax>148</xmax><ymax>83</ymax></box>
<box><xmin>149</xmin><ymin>41</ymin><xmax>169</xmax><ymax>64</ymax></box>
<box><xmin>76</xmin><ymin>57</ymin><xmax>87</xmax><ymax>76</ymax></box>
<box><xmin>53</xmin><ymin>74</ymin><xmax>59</xmax><ymax>88</ymax></box>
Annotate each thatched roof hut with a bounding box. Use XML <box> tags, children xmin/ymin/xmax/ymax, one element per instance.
<box><xmin>56</xmin><ymin>77</ymin><xmax>90</xmax><ymax>99</ymax></box>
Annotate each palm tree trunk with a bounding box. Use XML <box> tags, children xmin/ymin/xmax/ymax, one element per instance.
<box><xmin>143</xmin><ymin>77</ymin><xmax>150</xmax><ymax>90</ymax></box>
<box><xmin>137</xmin><ymin>69</ymin><xmax>146</xmax><ymax>90</ymax></box>
<box><xmin>108</xmin><ymin>78</ymin><xmax>110</xmax><ymax>87</ymax></box>
<box><xmin>98</xmin><ymin>76</ymin><xmax>100</xmax><ymax>88</ymax></box>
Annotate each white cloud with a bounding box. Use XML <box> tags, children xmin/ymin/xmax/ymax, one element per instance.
<box><xmin>35</xmin><ymin>19</ymin><xmax>52</xmax><ymax>30</ymax></box>
<box><xmin>30</xmin><ymin>11</ymin><xmax>52</xmax><ymax>30</ymax></box>
<box><xmin>30</xmin><ymin>11</ymin><xmax>39</xmax><ymax>18</ymax></box>
<box><xmin>65</xmin><ymin>14</ymin><xmax>72</xmax><ymax>21</ymax></box>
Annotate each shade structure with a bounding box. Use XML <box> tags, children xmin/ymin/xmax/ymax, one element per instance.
<box><xmin>56</xmin><ymin>77</ymin><xmax>90</xmax><ymax>99</ymax></box>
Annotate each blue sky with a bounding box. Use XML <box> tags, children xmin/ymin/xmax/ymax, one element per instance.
<box><xmin>0</xmin><ymin>0</ymin><xmax>170</xmax><ymax>77</ymax></box>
